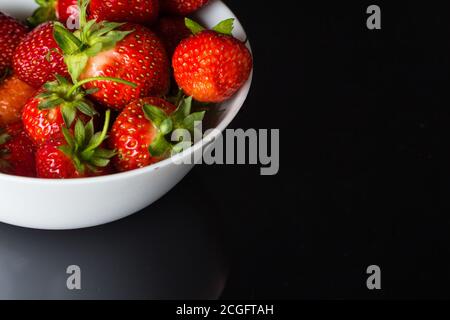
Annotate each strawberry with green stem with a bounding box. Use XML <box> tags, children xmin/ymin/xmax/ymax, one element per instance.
<box><xmin>22</xmin><ymin>74</ymin><xmax>135</xmax><ymax>145</ymax></box>
<box><xmin>173</xmin><ymin>18</ymin><xmax>253</xmax><ymax>103</ymax></box>
<box><xmin>110</xmin><ymin>96</ymin><xmax>205</xmax><ymax>172</ymax></box>
<box><xmin>53</xmin><ymin>0</ymin><xmax>170</xmax><ymax>110</ymax></box>
<box><xmin>27</xmin><ymin>0</ymin><xmax>78</xmax><ymax>27</ymax></box>
<box><xmin>36</xmin><ymin>109</ymin><xmax>115</xmax><ymax>178</ymax></box>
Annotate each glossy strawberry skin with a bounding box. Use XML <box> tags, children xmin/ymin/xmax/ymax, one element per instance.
<box><xmin>80</xmin><ymin>23</ymin><xmax>170</xmax><ymax>110</ymax></box>
<box><xmin>89</xmin><ymin>0</ymin><xmax>159</xmax><ymax>25</ymax></box>
<box><xmin>36</xmin><ymin>139</ymin><xmax>112</xmax><ymax>179</ymax></box>
<box><xmin>56</xmin><ymin>0</ymin><xmax>79</xmax><ymax>26</ymax></box>
<box><xmin>21</xmin><ymin>90</ymin><xmax>90</xmax><ymax>146</ymax></box>
<box><xmin>161</xmin><ymin>0</ymin><xmax>208</xmax><ymax>15</ymax></box>
<box><xmin>173</xmin><ymin>30</ymin><xmax>252</xmax><ymax>103</ymax></box>
<box><xmin>0</xmin><ymin>122</ymin><xmax>36</xmax><ymax>177</ymax></box>
<box><xmin>35</xmin><ymin>139</ymin><xmax>81</xmax><ymax>179</ymax></box>
<box><xmin>13</xmin><ymin>22</ymin><xmax>69</xmax><ymax>88</ymax></box>
<box><xmin>0</xmin><ymin>74</ymin><xmax>36</xmax><ymax>127</ymax></box>
<box><xmin>22</xmin><ymin>94</ymin><xmax>65</xmax><ymax>146</ymax></box>
<box><xmin>155</xmin><ymin>16</ymin><xmax>191</xmax><ymax>58</ymax></box>
<box><xmin>109</xmin><ymin>97</ymin><xmax>176</xmax><ymax>172</ymax></box>
<box><xmin>0</xmin><ymin>12</ymin><xmax>28</xmax><ymax>74</ymax></box>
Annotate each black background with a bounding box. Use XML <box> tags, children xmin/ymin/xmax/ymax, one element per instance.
<box><xmin>217</xmin><ymin>0</ymin><xmax>450</xmax><ymax>299</ymax></box>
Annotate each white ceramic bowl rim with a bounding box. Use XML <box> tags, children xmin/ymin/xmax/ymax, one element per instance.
<box><xmin>0</xmin><ymin>0</ymin><xmax>253</xmax><ymax>186</ymax></box>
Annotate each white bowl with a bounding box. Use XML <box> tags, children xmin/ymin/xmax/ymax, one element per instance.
<box><xmin>0</xmin><ymin>0</ymin><xmax>253</xmax><ymax>230</ymax></box>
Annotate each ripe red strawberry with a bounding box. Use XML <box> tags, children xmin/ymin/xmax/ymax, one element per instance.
<box><xmin>13</xmin><ymin>22</ymin><xmax>69</xmax><ymax>88</ymax></box>
<box><xmin>0</xmin><ymin>122</ymin><xmax>36</xmax><ymax>177</ymax></box>
<box><xmin>155</xmin><ymin>16</ymin><xmax>191</xmax><ymax>57</ymax></box>
<box><xmin>36</xmin><ymin>110</ymin><xmax>115</xmax><ymax>179</ymax></box>
<box><xmin>173</xmin><ymin>19</ymin><xmax>253</xmax><ymax>103</ymax></box>
<box><xmin>30</xmin><ymin>0</ymin><xmax>159</xmax><ymax>27</ymax></box>
<box><xmin>161</xmin><ymin>0</ymin><xmax>208</xmax><ymax>16</ymax></box>
<box><xmin>0</xmin><ymin>12</ymin><xmax>28</xmax><ymax>74</ymax></box>
<box><xmin>22</xmin><ymin>75</ymin><xmax>102</xmax><ymax>145</ymax></box>
<box><xmin>54</xmin><ymin>5</ymin><xmax>170</xmax><ymax>110</ymax></box>
<box><xmin>0</xmin><ymin>73</ymin><xmax>36</xmax><ymax>127</ymax></box>
<box><xmin>110</xmin><ymin>96</ymin><xmax>204</xmax><ymax>172</ymax></box>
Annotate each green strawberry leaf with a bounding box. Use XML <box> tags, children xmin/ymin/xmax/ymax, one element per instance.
<box><xmin>75</xmin><ymin>101</ymin><xmax>97</xmax><ymax>117</ymax></box>
<box><xmin>84</xmin><ymin>120</ymin><xmax>94</xmax><ymax>143</ymax></box>
<box><xmin>27</xmin><ymin>0</ymin><xmax>56</xmax><ymax>27</ymax></box>
<box><xmin>93</xmin><ymin>148</ymin><xmax>116</xmax><ymax>159</ymax></box>
<box><xmin>74</xmin><ymin>120</ymin><xmax>85</xmax><ymax>148</ymax></box>
<box><xmin>53</xmin><ymin>22</ymin><xmax>83</xmax><ymax>55</ymax></box>
<box><xmin>183</xmin><ymin>111</ymin><xmax>206</xmax><ymax>132</ymax></box>
<box><xmin>61</xmin><ymin>126</ymin><xmax>75</xmax><ymax>150</ymax></box>
<box><xmin>58</xmin><ymin>144</ymin><xmax>73</xmax><ymax>158</ymax></box>
<box><xmin>148</xmin><ymin>133</ymin><xmax>172</xmax><ymax>158</ymax></box>
<box><xmin>89</xmin><ymin>157</ymin><xmax>110</xmax><ymax>167</ymax></box>
<box><xmin>38</xmin><ymin>97</ymin><xmax>65</xmax><ymax>110</ymax></box>
<box><xmin>159</xmin><ymin>118</ymin><xmax>174</xmax><ymax>136</ymax></box>
<box><xmin>61</xmin><ymin>104</ymin><xmax>77</xmax><ymax>128</ymax></box>
<box><xmin>212</xmin><ymin>18</ymin><xmax>235</xmax><ymax>36</ymax></box>
<box><xmin>185</xmin><ymin>18</ymin><xmax>205</xmax><ymax>35</ymax></box>
<box><xmin>64</xmin><ymin>54</ymin><xmax>89</xmax><ymax>84</ymax></box>
<box><xmin>171</xmin><ymin>141</ymin><xmax>193</xmax><ymax>155</ymax></box>
<box><xmin>143</xmin><ymin>104</ymin><xmax>169</xmax><ymax>127</ymax></box>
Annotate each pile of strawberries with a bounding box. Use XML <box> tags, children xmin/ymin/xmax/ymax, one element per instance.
<box><xmin>0</xmin><ymin>0</ymin><xmax>252</xmax><ymax>179</ymax></box>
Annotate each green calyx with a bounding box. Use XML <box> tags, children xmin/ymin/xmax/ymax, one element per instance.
<box><xmin>143</xmin><ymin>96</ymin><xmax>206</xmax><ymax>158</ymax></box>
<box><xmin>53</xmin><ymin>0</ymin><xmax>134</xmax><ymax>82</ymax></box>
<box><xmin>185</xmin><ymin>18</ymin><xmax>235</xmax><ymax>36</ymax></box>
<box><xmin>37</xmin><ymin>75</ymin><xmax>136</xmax><ymax>128</ymax></box>
<box><xmin>28</xmin><ymin>0</ymin><xmax>57</xmax><ymax>27</ymax></box>
<box><xmin>58</xmin><ymin>109</ymin><xmax>115</xmax><ymax>174</ymax></box>
<box><xmin>37</xmin><ymin>75</ymin><xmax>98</xmax><ymax>128</ymax></box>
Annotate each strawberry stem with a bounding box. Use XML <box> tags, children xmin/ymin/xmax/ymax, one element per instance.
<box><xmin>83</xmin><ymin>109</ymin><xmax>111</xmax><ymax>153</ymax></box>
<box><xmin>67</xmin><ymin>77</ymin><xmax>137</xmax><ymax>97</ymax></box>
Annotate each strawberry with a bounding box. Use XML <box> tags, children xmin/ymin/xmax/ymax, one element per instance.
<box><xmin>110</xmin><ymin>96</ymin><xmax>204</xmax><ymax>172</ymax></box>
<box><xmin>161</xmin><ymin>0</ymin><xmax>209</xmax><ymax>16</ymax></box>
<box><xmin>13</xmin><ymin>22</ymin><xmax>69</xmax><ymax>88</ymax></box>
<box><xmin>0</xmin><ymin>122</ymin><xmax>36</xmax><ymax>177</ymax></box>
<box><xmin>0</xmin><ymin>72</ymin><xmax>36</xmax><ymax>127</ymax></box>
<box><xmin>89</xmin><ymin>0</ymin><xmax>159</xmax><ymax>25</ymax></box>
<box><xmin>155</xmin><ymin>16</ymin><xmax>191</xmax><ymax>57</ymax></box>
<box><xmin>0</xmin><ymin>12</ymin><xmax>28</xmax><ymax>74</ymax></box>
<box><xmin>173</xmin><ymin>18</ymin><xmax>253</xmax><ymax>103</ymax></box>
<box><xmin>22</xmin><ymin>75</ymin><xmax>133</xmax><ymax>145</ymax></box>
<box><xmin>36</xmin><ymin>110</ymin><xmax>115</xmax><ymax>178</ymax></box>
<box><xmin>29</xmin><ymin>0</ymin><xmax>159</xmax><ymax>27</ymax></box>
<box><xmin>27</xmin><ymin>0</ymin><xmax>78</xmax><ymax>27</ymax></box>
<box><xmin>53</xmin><ymin>2</ymin><xmax>170</xmax><ymax>110</ymax></box>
